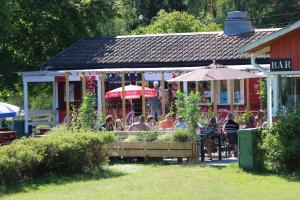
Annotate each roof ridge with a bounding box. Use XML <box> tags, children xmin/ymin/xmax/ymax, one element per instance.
<box><xmin>84</xmin><ymin>28</ymin><xmax>278</xmax><ymax>40</ymax></box>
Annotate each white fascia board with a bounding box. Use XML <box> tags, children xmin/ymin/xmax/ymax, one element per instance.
<box><xmin>23</xmin><ymin>75</ymin><xmax>54</xmax><ymax>83</ymax></box>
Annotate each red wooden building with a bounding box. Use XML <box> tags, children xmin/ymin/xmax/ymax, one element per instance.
<box><xmin>239</xmin><ymin>20</ymin><xmax>300</xmax><ymax>126</ymax></box>
<box><xmin>21</xmin><ymin>11</ymin><xmax>277</xmax><ymax>133</ymax></box>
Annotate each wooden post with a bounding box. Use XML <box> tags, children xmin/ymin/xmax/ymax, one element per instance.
<box><xmin>195</xmin><ymin>81</ymin><xmax>198</xmax><ymax>93</ymax></box>
<box><xmin>161</xmin><ymin>72</ymin><xmax>165</xmax><ymax>118</ymax></box>
<box><xmin>65</xmin><ymin>72</ymin><xmax>70</xmax><ymax>123</ymax></box>
<box><xmin>229</xmin><ymin>80</ymin><xmax>233</xmax><ymax>111</ymax></box>
<box><xmin>82</xmin><ymin>72</ymin><xmax>86</xmax><ymax>97</ymax></box>
<box><xmin>213</xmin><ymin>80</ymin><xmax>218</xmax><ymax>116</ymax></box>
<box><xmin>177</xmin><ymin>82</ymin><xmax>180</xmax><ymax>92</ymax></box>
<box><xmin>142</xmin><ymin>72</ymin><xmax>146</xmax><ymax>117</ymax></box>
<box><xmin>246</xmin><ymin>78</ymin><xmax>250</xmax><ymax>110</ymax></box>
<box><xmin>101</xmin><ymin>72</ymin><xmax>106</xmax><ymax>117</ymax></box>
<box><xmin>122</xmin><ymin>72</ymin><xmax>126</xmax><ymax>126</ymax></box>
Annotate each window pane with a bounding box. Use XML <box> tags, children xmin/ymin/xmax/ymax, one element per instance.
<box><xmin>220</xmin><ymin>80</ymin><xmax>228</xmax><ymax>104</ymax></box>
<box><xmin>199</xmin><ymin>81</ymin><xmax>212</xmax><ymax>104</ymax></box>
<box><xmin>233</xmin><ymin>80</ymin><xmax>242</xmax><ymax>103</ymax></box>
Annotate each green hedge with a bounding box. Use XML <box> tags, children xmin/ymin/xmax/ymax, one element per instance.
<box><xmin>0</xmin><ymin>126</ymin><xmax>115</xmax><ymax>184</ymax></box>
<box><xmin>122</xmin><ymin>129</ymin><xmax>194</xmax><ymax>143</ymax></box>
<box><xmin>261</xmin><ymin>108</ymin><xmax>300</xmax><ymax>172</ymax></box>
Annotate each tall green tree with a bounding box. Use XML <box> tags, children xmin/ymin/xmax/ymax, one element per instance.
<box><xmin>0</xmin><ymin>0</ymin><xmax>116</xmax><ymax>103</ymax></box>
<box><xmin>133</xmin><ymin>10</ymin><xmax>221</xmax><ymax>34</ymax></box>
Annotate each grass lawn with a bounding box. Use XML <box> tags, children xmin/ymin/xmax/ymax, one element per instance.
<box><xmin>1</xmin><ymin>164</ymin><xmax>300</xmax><ymax>200</ymax></box>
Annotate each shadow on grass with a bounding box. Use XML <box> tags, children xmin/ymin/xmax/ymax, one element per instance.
<box><xmin>240</xmin><ymin>168</ymin><xmax>300</xmax><ymax>182</ymax></box>
<box><xmin>0</xmin><ymin>167</ymin><xmax>125</xmax><ymax>196</ymax></box>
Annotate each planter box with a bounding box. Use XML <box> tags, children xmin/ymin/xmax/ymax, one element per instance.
<box><xmin>106</xmin><ymin>142</ymin><xmax>197</xmax><ymax>163</ymax></box>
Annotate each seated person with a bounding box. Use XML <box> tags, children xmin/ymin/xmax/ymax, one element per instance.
<box><xmin>245</xmin><ymin>115</ymin><xmax>256</xmax><ymax>128</ymax></box>
<box><xmin>128</xmin><ymin>115</ymin><xmax>149</xmax><ymax>131</ymax></box>
<box><xmin>115</xmin><ymin>119</ymin><xmax>124</xmax><ymax>131</ymax></box>
<box><xmin>223</xmin><ymin>112</ymin><xmax>239</xmax><ymax>157</ymax></box>
<box><xmin>126</xmin><ymin>107</ymin><xmax>136</xmax><ymax>126</ymax></box>
<box><xmin>173</xmin><ymin>116</ymin><xmax>187</xmax><ymax>130</ymax></box>
<box><xmin>159</xmin><ymin>114</ymin><xmax>174</xmax><ymax>130</ymax></box>
<box><xmin>102</xmin><ymin>115</ymin><xmax>115</xmax><ymax>131</ymax></box>
<box><xmin>146</xmin><ymin>115</ymin><xmax>157</xmax><ymax>130</ymax></box>
<box><xmin>204</xmin><ymin>117</ymin><xmax>220</xmax><ymax>160</ymax></box>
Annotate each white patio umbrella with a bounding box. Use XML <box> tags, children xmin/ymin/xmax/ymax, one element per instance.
<box><xmin>168</xmin><ymin>63</ymin><xmax>260</xmax><ymax>82</ymax></box>
<box><xmin>168</xmin><ymin>63</ymin><xmax>261</xmax><ymax>114</ymax></box>
<box><xmin>0</xmin><ymin>102</ymin><xmax>20</xmax><ymax>118</ymax></box>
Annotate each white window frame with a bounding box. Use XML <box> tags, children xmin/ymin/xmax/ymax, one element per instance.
<box><xmin>233</xmin><ymin>79</ymin><xmax>245</xmax><ymax>105</ymax></box>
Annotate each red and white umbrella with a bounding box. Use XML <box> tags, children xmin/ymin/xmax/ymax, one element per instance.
<box><xmin>105</xmin><ymin>85</ymin><xmax>157</xmax><ymax>99</ymax></box>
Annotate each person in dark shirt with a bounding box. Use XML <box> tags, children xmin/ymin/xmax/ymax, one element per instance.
<box><xmin>223</xmin><ymin>112</ymin><xmax>239</xmax><ymax>157</ymax></box>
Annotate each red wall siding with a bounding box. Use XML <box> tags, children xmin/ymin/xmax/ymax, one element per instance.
<box><xmin>270</xmin><ymin>29</ymin><xmax>300</xmax><ymax>70</ymax></box>
<box><xmin>57</xmin><ymin>81</ymin><xmax>82</xmax><ymax>123</ymax></box>
<box><xmin>243</xmin><ymin>78</ymin><xmax>260</xmax><ymax>111</ymax></box>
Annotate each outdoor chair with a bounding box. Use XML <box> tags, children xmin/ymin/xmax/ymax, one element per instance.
<box><xmin>224</xmin><ymin>131</ymin><xmax>238</xmax><ymax>157</ymax></box>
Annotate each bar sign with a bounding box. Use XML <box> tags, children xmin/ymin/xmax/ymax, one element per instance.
<box><xmin>270</xmin><ymin>59</ymin><xmax>291</xmax><ymax>71</ymax></box>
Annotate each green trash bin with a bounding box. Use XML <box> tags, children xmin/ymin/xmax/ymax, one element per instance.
<box><xmin>10</xmin><ymin>119</ymin><xmax>32</xmax><ymax>138</ymax></box>
<box><xmin>238</xmin><ymin>128</ymin><xmax>263</xmax><ymax>171</ymax></box>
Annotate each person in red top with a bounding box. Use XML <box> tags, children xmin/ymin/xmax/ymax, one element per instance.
<box><xmin>245</xmin><ymin>115</ymin><xmax>256</xmax><ymax>128</ymax></box>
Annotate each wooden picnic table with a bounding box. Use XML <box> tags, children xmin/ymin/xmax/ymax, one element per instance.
<box><xmin>0</xmin><ymin>131</ymin><xmax>17</xmax><ymax>145</ymax></box>
<box><xmin>0</xmin><ymin>127</ymin><xmax>9</xmax><ymax>131</ymax></box>
<box><xmin>37</xmin><ymin>127</ymin><xmax>52</xmax><ymax>135</ymax></box>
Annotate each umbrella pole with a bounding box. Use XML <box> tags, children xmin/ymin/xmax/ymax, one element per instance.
<box><xmin>195</xmin><ymin>81</ymin><xmax>198</xmax><ymax>93</ymax></box>
<box><xmin>142</xmin><ymin>72</ymin><xmax>146</xmax><ymax>117</ymax></box>
<box><xmin>161</xmin><ymin>72</ymin><xmax>165</xmax><ymax>118</ymax></box>
<box><xmin>213</xmin><ymin>80</ymin><xmax>218</xmax><ymax>116</ymax></box>
<box><xmin>122</xmin><ymin>72</ymin><xmax>126</xmax><ymax>127</ymax></box>
<box><xmin>101</xmin><ymin>72</ymin><xmax>106</xmax><ymax>117</ymax></box>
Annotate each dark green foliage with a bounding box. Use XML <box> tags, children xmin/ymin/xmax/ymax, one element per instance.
<box><xmin>262</xmin><ymin>108</ymin><xmax>300</xmax><ymax>171</ymax></box>
<box><xmin>0</xmin><ymin>126</ymin><xmax>115</xmax><ymax>185</ymax></box>
<box><xmin>257</xmin><ymin>80</ymin><xmax>267</xmax><ymax>109</ymax></box>
<box><xmin>79</xmin><ymin>93</ymin><xmax>97</xmax><ymax>130</ymax></box>
<box><xmin>71</xmin><ymin>93</ymin><xmax>103</xmax><ymax>131</ymax></box>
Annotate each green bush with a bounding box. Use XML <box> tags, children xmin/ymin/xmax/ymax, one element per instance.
<box><xmin>261</xmin><ymin>108</ymin><xmax>300</xmax><ymax>171</ymax></box>
<box><xmin>172</xmin><ymin>129</ymin><xmax>193</xmax><ymax>142</ymax></box>
<box><xmin>136</xmin><ymin>132</ymin><xmax>159</xmax><ymax>142</ymax></box>
<box><xmin>175</xmin><ymin>91</ymin><xmax>201</xmax><ymax>133</ymax></box>
<box><xmin>157</xmin><ymin>134</ymin><xmax>173</xmax><ymax>142</ymax></box>
<box><xmin>0</xmin><ymin>126</ymin><xmax>115</xmax><ymax>184</ymax></box>
<box><xmin>124</xmin><ymin>135</ymin><xmax>139</xmax><ymax>142</ymax></box>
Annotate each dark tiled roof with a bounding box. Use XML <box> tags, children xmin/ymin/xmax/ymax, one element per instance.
<box><xmin>44</xmin><ymin>31</ymin><xmax>274</xmax><ymax>70</ymax></box>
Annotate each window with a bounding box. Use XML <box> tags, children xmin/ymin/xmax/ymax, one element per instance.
<box><xmin>199</xmin><ymin>81</ymin><xmax>212</xmax><ymax>104</ymax></box>
<box><xmin>233</xmin><ymin>80</ymin><xmax>244</xmax><ymax>104</ymax></box>
<box><xmin>219</xmin><ymin>80</ymin><xmax>228</xmax><ymax>104</ymax></box>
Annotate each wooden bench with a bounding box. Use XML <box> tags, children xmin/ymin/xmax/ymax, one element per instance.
<box><xmin>37</xmin><ymin>127</ymin><xmax>52</xmax><ymax>135</ymax></box>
